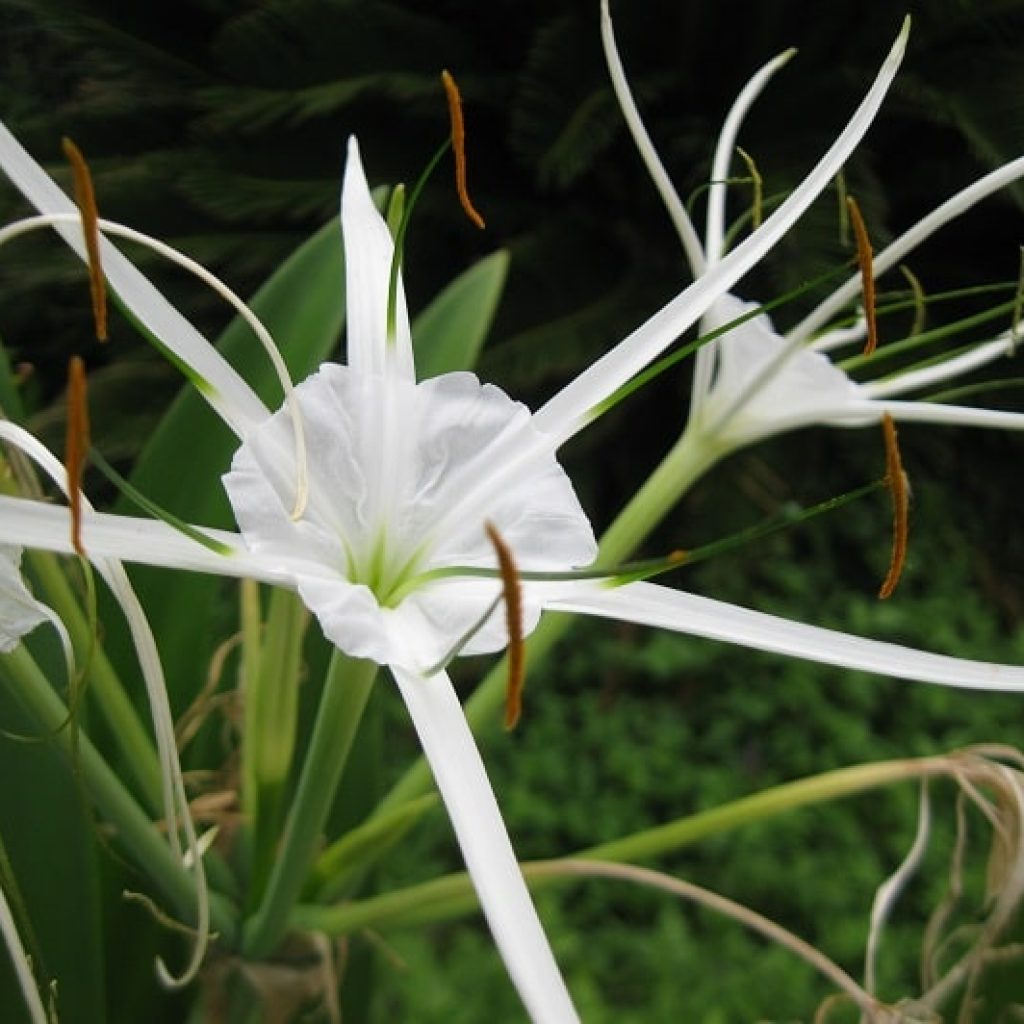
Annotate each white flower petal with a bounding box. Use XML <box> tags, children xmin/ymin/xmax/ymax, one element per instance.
<box><xmin>704</xmin><ymin>48</ymin><xmax>797</xmax><ymax>269</ymax></box>
<box><xmin>0</xmin><ymin>545</ymin><xmax>49</xmax><ymax>651</ymax></box>
<box><xmin>550</xmin><ymin>580</ymin><xmax>1024</xmax><ymax>692</ymax></box>
<box><xmin>532</xmin><ymin>19</ymin><xmax>908</xmax><ymax>445</ymax></box>
<box><xmin>599</xmin><ymin>0</ymin><xmax>705</xmax><ymax>275</ymax></box>
<box><xmin>836</xmin><ymin>399</ymin><xmax>1024</xmax><ymax>431</ymax></box>
<box><xmin>224</xmin><ymin>365</ymin><xmax>596</xmax><ymax>670</ymax></box>
<box><xmin>391</xmin><ymin>665</ymin><xmax>579</xmax><ymax>1024</ymax></box>
<box><xmin>697</xmin><ymin>294</ymin><xmax>862</xmax><ymax>444</ymax></box>
<box><xmin>0</xmin><ymin>122</ymin><xmax>268</xmax><ymax>437</ymax></box>
<box><xmin>791</xmin><ymin>153</ymin><xmax>1024</xmax><ymax>348</ymax></box>
<box><xmin>0</xmin><ymin>880</ymin><xmax>47</xmax><ymax>1024</ymax></box>
<box><xmin>341</xmin><ymin>137</ymin><xmax>414</xmax><ymax>381</ymax></box>
<box><xmin>0</xmin><ymin>496</ymin><xmax>293</xmax><ymax>585</ymax></box>
<box><xmin>862</xmin><ymin>334</ymin><xmax>1014</xmax><ymax>399</ymax></box>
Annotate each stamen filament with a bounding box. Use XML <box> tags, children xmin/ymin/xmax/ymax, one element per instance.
<box><xmin>735</xmin><ymin>146</ymin><xmax>763</xmax><ymax>230</ymax></box>
<box><xmin>386</xmin><ymin>142</ymin><xmax>450</xmax><ymax>344</ymax></box>
<box><xmin>847</xmin><ymin>195</ymin><xmax>879</xmax><ymax>356</ymax></box>
<box><xmin>484</xmin><ymin>522</ymin><xmax>524</xmax><ymax>730</ymax></box>
<box><xmin>899</xmin><ymin>264</ymin><xmax>927</xmax><ymax>337</ymax></box>
<box><xmin>441</xmin><ymin>70</ymin><xmax>485</xmax><ymax>230</ymax></box>
<box><xmin>61</xmin><ymin>138</ymin><xmax>107</xmax><ymax>341</ymax></box>
<box><xmin>64</xmin><ymin>356</ymin><xmax>89</xmax><ymax>556</ymax></box>
<box><xmin>88</xmin><ymin>447</ymin><xmax>234</xmax><ymax>556</ymax></box>
<box><xmin>1012</xmin><ymin>246</ymin><xmax>1024</xmax><ymax>353</ymax></box>
<box><xmin>879</xmin><ymin>413</ymin><xmax>910</xmax><ymax>599</ymax></box>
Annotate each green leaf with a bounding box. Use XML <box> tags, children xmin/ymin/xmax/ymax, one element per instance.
<box><xmin>412</xmin><ymin>249</ymin><xmax>509</xmax><ymax>379</ymax></box>
<box><xmin>112</xmin><ymin>218</ymin><xmax>345</xmax><ymax>708</ymax></box>
<box><xmin>0</xmin><ymin>659</ymin><xmax>104</xmax><ymax>1024</ymax></box>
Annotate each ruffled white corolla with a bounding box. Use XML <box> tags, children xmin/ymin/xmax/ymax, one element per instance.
<box><xmin>7</xmin><ymin>20</ymin><xmax>1024</xmax><ymax>1022</ymax></box>
<box><xmin>601</xmin><ymin>0</ymin><xmax>1024</xmax><ymax>455</ymax></box>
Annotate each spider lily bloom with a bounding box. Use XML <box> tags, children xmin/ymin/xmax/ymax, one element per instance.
<box><xmin>601</xmin><ymin>0</ymin><xmax>1024</xmax><ymax>456</ymax></box>
<box><xmin>6</xmin><ymin>20</ymin><xmax>1024</xmax><ymax>1022</ymax></box>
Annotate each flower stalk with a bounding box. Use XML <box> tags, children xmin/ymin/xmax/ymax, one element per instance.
<box><xmin>242</xmin><ymin>651</ymin><xmax>377</xmax><ymax>958</ymax></box>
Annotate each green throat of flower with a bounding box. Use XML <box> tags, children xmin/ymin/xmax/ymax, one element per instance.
<box><xmin>346</xmin><ymin>527</ymin><xmax>431</xmax><ymax>609</ymax></box>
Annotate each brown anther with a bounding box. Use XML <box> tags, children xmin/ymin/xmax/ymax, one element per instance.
<box><xmin>878</xmin><ymin>413</ymin><xmax>909</xmax><ymax>599</ymax></box>
<box><xmin>667</xmin><ymin>550</ymin><xmax>688</xmax><ymax>566</ymax></box>
<box><xmin>847</xmin><ymin>196</ymin><xmax>878</xmax><ymax>356</ymax></box>
<box><xmin>441</xmin><ymin>70</ymin><xmax>485</xmax><ymax>230</ymax></box>
<box><xmin>62</xmin><ymin>138</ymin><xmax>107</xmax><ymax>341</ymax></box>
<box><xmin>485</xmin><ymin>521</ymin><xmax>524</xmax><ymax>730</ymax></box>
<box><xmin>65</xmin><ymin>356</ymin><xmax>90</xmax><ymax>556</ymax></box>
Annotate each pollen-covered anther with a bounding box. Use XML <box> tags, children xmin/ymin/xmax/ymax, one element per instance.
<box><xmin>484</xmin><ymin>521</ymin><xmax>524</xmax><ymax>730</ymax></box>
<box><xmin>441</xmin><ymin>69</ymin><xmax>486</xmax><ymax>230</ymax></box>
<box><xmin>847</xmin><ymin>195</ymin><xmax>878</xmax><ymax>356</ymax></box>
<box><xmin>878</xmin><ymin>413</ymin><xmax>909</xmax><ymax>599</ymax></box>
<box><xmin>65</xmin><ymin>356</ymin><xmax>90</xmax><ymax>556</ymax></box>
<box><xmin>61</xmin><ymin>137</ymin><xmax>107</xmax><ymax>342</ymax></box>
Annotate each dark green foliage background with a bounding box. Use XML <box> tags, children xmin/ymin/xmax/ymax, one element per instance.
<box><xmin>1</xmin><ymin>0</ymin><xmax>1024</xmax><ymax>1019</ymax></box>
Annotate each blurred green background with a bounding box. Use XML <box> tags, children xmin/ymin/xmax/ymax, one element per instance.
<box><xmin>1</xmin><ymin>0</ymin><xmax>1024</xmax><ymax>1019</ymax></box>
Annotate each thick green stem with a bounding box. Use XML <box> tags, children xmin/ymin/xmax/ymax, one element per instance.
<box><xmin>0</xmin><ymin>644</ymin><xmax>236</xmax><ymax>941</ymax></box>
<box><xmin>378</xmin><ymin>429</ymin><xmax>721</xmax><ymax>812</ymax></box>
<box><xmin>27</xmin><ymin>547</ymin><xmax>164</xmax><ymax>812</ymax></box>
<box><xmin>242</xmin><ymin>651</ymin><xmax>377</xmax><ymax>958</ymax></box>
<box><xmin>240</xmin><ymin>585</ymin><xmax>307</xmax><ymax>906</ymax></box>
<box><xmin>295</xmin><ymin>756</ymin><xmax>943</xmax><ymax>936</ymax></box>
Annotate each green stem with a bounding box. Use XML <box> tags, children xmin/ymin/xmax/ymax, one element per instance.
<box><xmin>242</xmin><ymin>652</ymin><xmax>378</xmax><ymax>958</ymax></box>
<box><xmin>27</xmin><ymin>546</ymin><xmax>164</xmax><ymax>812</ymax></box>
<box><xmin>0</xmin><ymin>644</ymin><xmax>236</xmax><ymax>941</ymax></box>
<box><xmin>377</xmin><ymin>429</ymin><xmax>721</xmax><ymax>812</ymax></box>
<box><xmin>244</xmin><ymin>587</ymin><xmax>308</xmax><ymax>906</ymax></box>
<box><xmin>295</xmin><ymin>756</ymin><xmax>942</xmax><ymax>935</ymax></box>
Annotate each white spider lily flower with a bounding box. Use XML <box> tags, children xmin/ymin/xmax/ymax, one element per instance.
<box><xmin>601</xmin><ymin>0</ymin><xmax>1024</xmax><ymax>455</ymax></box>
<box><xmin>14</xmin><ymin>21</ymin><xmax>1024</xmax><ymax>1021</ymax></box>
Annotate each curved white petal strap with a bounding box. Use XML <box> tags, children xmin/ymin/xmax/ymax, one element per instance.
<box><xmin>390</xmin><ymin>666</ymin><xmax>579</xmax><ymax>1024</ymax></box>
<box><xmin>862</xmin><ymin>334</ymin><xmax>1014</xmax><ymax>398</ymax></box>
<box><xmin>791</xmin><ymin>153</ymin><xmax>1024</xmax><ymax>347</ymax></box>
<box><xmin>599</xmin><ymin>0</ymin><xmax>705</xmax><ymax>276</ymax></box>
<box><xmin>341</xmin><ymin>137</ymin><xmax>415</xmax><ymax>381</ymax></box>
<box><xmin>0</xmin><ymin>881</ymin><xmax>47</xmax><ymax>1024</ymax></box>
<box><xmin>827</xmin><ymin>399</ymin><xmax>1024</xmax><ymax>431</ymax></box>
<box><xmin>705</xmin><ymin>48</ymin><xmax>797</xmax><ymax>269</ymax></box>
<box><xmin>0</xmin><ymin>496</ymin><xmax>298</xmax><ymax>585</ymax></box>
<box><xmin>0</xmin><ymin>121</ymin><xmax>268</xmax><ymax>437</ymax></box>
<box><xmin>532</xmin><ymin>19</ymin><xmax>908</xmax><ymax>446</ymax></box>
<box><xmin>550</xmin><ymin>580</ymin><xmax>1024</xmax><ymax>692</ymax></box>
